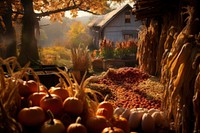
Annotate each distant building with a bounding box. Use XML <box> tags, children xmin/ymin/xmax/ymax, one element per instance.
<box><xmin>88</xmin><ymin>4</ymin><xmax>142</xmax><ymax>48</ymax></box>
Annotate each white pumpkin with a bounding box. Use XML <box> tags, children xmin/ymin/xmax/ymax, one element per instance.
<box><xmin>151</xmin><ymin>111</ymin><xmax>163</xmax><ymax>127</ymax></box>
<box><xmin>128</xmin><ymin>110</ymin><xmax>144</xmax><ymax>130</ymax></box>
<box><xmin>137</xmin><ymin>108</ymin><xmax>148</xmax><ymax>112</ymax></box>
<box><xmin>113</xmin><ymin>107</ymin><xmax>124</xmax><ymax>116</ymax></box>
<box><xmin>130</xmin><ymin>108</ymin><xmax>137</xmax><ymax>112</ymax></box>
<box><xmin>120</xmin><ymin>108</ymin><xmax>131</xmax><ymax>120</ymax></box>
<box><xmin>141</xmin><ymin>113</ymin><xmax>155</xmax><ymax>133</ymax></box>
<box><xmin>148</xmin><ymin>108</ymin><xmax>160</xmax><ymax>115</ymax></box>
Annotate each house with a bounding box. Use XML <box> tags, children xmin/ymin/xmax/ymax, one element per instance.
<box><xmin>88</xmin><ymin>4</ymin><xmax>142</xmax><ymax>48</ymax></box>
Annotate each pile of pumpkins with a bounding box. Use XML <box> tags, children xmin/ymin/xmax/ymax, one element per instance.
<box><xmin>16</xmin><ymin>79</ymin><xmax>169</xmax><ymax>133</ymax></box>
<box><xmin>113</xmin><ymin>107</ymin><xmax>170</xmax><ymax>133</ymax></box>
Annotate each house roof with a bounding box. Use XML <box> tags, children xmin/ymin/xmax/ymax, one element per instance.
<box><xmin>88</xmin><ymin>4</ymin><xmax>132</xmax><ymax>29</ymax></box>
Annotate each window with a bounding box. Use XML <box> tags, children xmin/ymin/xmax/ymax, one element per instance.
<box><xmin>124</xmin><ymin>34</ymin><xmax>133</xmax><ymax>40</ymax></box>
<box><xmin>125</xmin><ymin>12</ymin><xmax>131</xmax><ymax>23</ymax></box>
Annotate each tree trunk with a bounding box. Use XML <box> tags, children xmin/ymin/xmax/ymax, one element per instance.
<box><xmin>18</xmin><ymin>0</ymin><xmax>39</xmax><ymax>66</ymax></box>
<box><xmin>2</xmin><ymin>7</ymin><xmax>17</xmax><ymax>58</ymax></box>
<box><xmin>0</xmin><ymin>1</ymin><xmax>17</xmax><ymax>58</ymax></box>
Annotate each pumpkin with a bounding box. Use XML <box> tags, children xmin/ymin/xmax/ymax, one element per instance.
<box><xmin>67</xmin><ymin>117</ymin><xmax>87</xmax><ymax>133</ymax></box>
<box><xmin>96</xmin><ymin>108</ymin><xmax>111</xmax><ymax>120</ymax></box>
<box><xmin>128</xmin><ymin>110</ymin><xmax>144</xmax><ymax>130</ymax></box>
<box><xmin>111</xmin><ymin>116</ymin><xmax>129</xmax><ymax>133</ymax></box>
<box><xmin>151</xmin><ymin>111</ymin><xmax>163</xmax><ymax>127</ymax></box>
<box><xmin>40</xmin><ymin>110</ymin><xmax>65</xmax><ymax>133</ymax></box>
<box><xmin>98</xmin><ymin>100</ymin><xmax>113</xmax><ymax>118</ymax></box>
<box><xmin>63</xmin><ymin>97</ymin><xmax>83</xmax><ymax>116</ymax></box>
<box><xmin>85</xmin><ymin>116</ymin><xmax>109</xmax><ymax>133</ymax></box>
<box><xmin>101</xmin><ymin>127</ymin><xmax>125</xmax><ymax>133</ymax></box>
<box><xmin>120</xmin><ymin>108</ymin><xmax>131</xmax><ymax>120</ymax></box>
<box><xmin>40</xmin><ymin>91</ymin><xmax>63</xmax><ymax>116</ymax></box>
<box><xmin>148</xmin><ymin>108</ymin><xmax>159</xmax><ymax>115</ymax></box>
<box><xmin>18</xmin><ymin>80</ymin><xmax>38</xmax><ymax>98</ymax></box>
<box><xmin>27</xmin><ymin>92</ymin><xmax>46</xmax><ymax>106</ymax></box>
<box><xmin>18</xmin><ymin>106</ymin><xmax>46</xmax><ymax>126</ymax></box>
<box><xmin>141</xmin><ymin>113</ymin><xmax>155</xmax><ymax>133</ymax></box>
<box><xmin>113</xmin><ymin>107</ymin><xmax>124</xmax><ymax>116</ymax></box>
<box><xmin>49</xmin><ymin>86</ymin><xmax>69</xmax><ymax>101</ymax></box>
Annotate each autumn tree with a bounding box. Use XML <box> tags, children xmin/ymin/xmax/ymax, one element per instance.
<box><xmin>0</xmin><ymin>0</ymin><xmax>125</xmax><ymax>66</ymax></box>
<box><xmin>65</xmin><ymin>21</ymin><xmax>92</xmax><ymax>48</ymax></box>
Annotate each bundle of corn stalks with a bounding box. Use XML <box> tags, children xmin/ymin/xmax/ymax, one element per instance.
<box><xmin>71</xmin><ymin>46</ymin><xmax>91</xmax><ymax>72</ymax></box>
<box><xmin>136</xmin><ymin>19</ymin><xmax>159</xmax><ymax>75</ymax></box>
<box><xmin>0</xmin><ymin>57</ymin><xmax>41</xmax><ymax>133</ymax></box>
<box><xmin>56</xmin><ymin>68</ymin><xmax>103</xmax><ymax>120</ymax></box>
<box><xmin>160</xmin><ymin>6</ymin><xmax>200</xmax><ymax>132</ymax></box>
<box><xmin>71</xmin><ymin>46</ymin><xmax>91</xmax><ymax>83</ymax></box>
<box><xmin>135</xmin><ymin>0</ymin><xmax>200</xmax><ymax>131</ymax></box>
<box><xmin>0</xmin><ymin>57</ymin><xmax>22</xmax><ymax>133</ymax></box>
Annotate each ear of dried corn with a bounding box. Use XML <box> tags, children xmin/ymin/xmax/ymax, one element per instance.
<box><xmin>135</xmin><ymin>0</ymin><xmax>200</xmax><ymax>131</ymax></box>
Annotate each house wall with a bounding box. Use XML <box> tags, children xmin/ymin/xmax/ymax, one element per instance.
<box><xmin>102</xmin><ymin>8</ymin><xmax>141</xmax><ymax>43</ymax></box>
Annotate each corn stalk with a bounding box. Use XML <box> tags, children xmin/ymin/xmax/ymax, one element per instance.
<box><xmin>135</xmin><ymin>0</ymin><xmax>200</xmax><ymax>132</ymax></box>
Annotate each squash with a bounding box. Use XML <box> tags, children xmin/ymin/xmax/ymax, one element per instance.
<box><xmin>141</xmin><ymin>113</ymin><xmax>155</xmax><ymax>133</ymax></box>
<box><xmin>18</xmin><ymin>80</ymin><xmax>38</xmax><ymax>98</ymax></box>
<box><xmin>120</xmin><ymin>108</ymin><xmax>131</xmax><ymax>120</ymax></box>
<box><xmin>63</xmin><ymin>97</ymin><xmax>83</xmax><ymax>116</ymax></box>
<box><xmin>98</xmin><ymin>100</ymin><xmax>114</xmax><ymax>118</ymax></box>
<box><xmin>85</xmin><ymin>116</ymin><xmax>109</xmax><ymax>133</ymax></box>
<box><xmin>113</xmin><ymin>107</ymin><xmax>124</xmax><ymax>116</ymax></box>
<box><xmin>151</xmin><ymin>111</ymin><xmax>163</xmax><ymax>127</ymax></box>
<box><xmin>111</xmin><ymin>116</ymin><xmax>130</xmax><ymax>133</ymax></box>
<box><xmin>27</xmin><ymin>92</ymin><xmax>46</xmax><ymax>106</ymax></box>
<box><xmin>49</xmin><ymin>86</ymin><xmax>69</xmax><ymax>101</ymax></box>
<box><xmin>148</xmin><ymin>108</ymin><xmax>159</xmax><ymax>115</ymax></box>
<box><xmin>67</xmin><ymin>117</ymin><xmax>87</xmax><ymax>133</ymax></box>
<box><xmin>18</xmin><ymin>106</ymin><xmax>46</xmax><ymax>127</ymax></box>
<box><xmin>128</xmin><ymin>110</ymin><xmax>143</xmax><ymax>130</ymax></box>
<box><xmin>96</xmin><ymin>108</ymin><xmax>111</xmax><ymax>120</ymax></box>
<box><xmin>40</xmin><ymin>110</ymin><xmax>65</xmax><ymax>133</ymax></box>
<box><xmin>40</xmin><ymin>91</ymin><xmax>63</xmax><ymax>116</ymax></box>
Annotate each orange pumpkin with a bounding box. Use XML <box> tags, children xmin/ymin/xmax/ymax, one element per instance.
<box><xmin>18</xmin><ymin>80</ymin><xmax>38</xmax><ymax>98</ymax></box>
<box><xmin>40</xmin><ymin>110</ymin><xmax>65</xmax><ymax>133</ymax></box>
<box><xmin>49</xmin><ymin>86</ymin><xmax>69</xmax><ymax>101</ymax></box>
<box><xmin>18</xmin><ymin>106</ymin><xmax>46</xmax><ymax>126</ymax></box>
<box><xmin>98</xmin><ymin>99</ymin><xmax>113</xmax><ymax>118</ymax></box>
<box><xmin>40</xmin><ymin>91</ymin><xmax>63</xmax><ymax>116</ymax></box>
<box><xmin>85</xmin><ymin>116</ymin><xmax>109</xmax><ymax>133</ymax></box>
<box><xmin>28</xmin><ymin>92</ymin><xmax>46</xmax><ymax>106</ymax></box>
<box><xmin>111</xmin><ymin>116</ymin><xmax>130</xmax><ymax>133</ymax></box>
<box><xmin>101</xmin><ymin>127</ymin><xmax>125</xmax><ymax>133</ymax></box>
<box><xmin>96</xmin><ymin>108</ymin><xmax>111</xmax><ymax>120</ymax></box>
<box><xmin>67</xmin><ymin>117</ymin><xmax>87</xmax><ymax>133</ymax></box>
<box><xmin>63</xmin><ymin>97</ymin><xmax>83</xmax><ymax>116</ymax></box>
